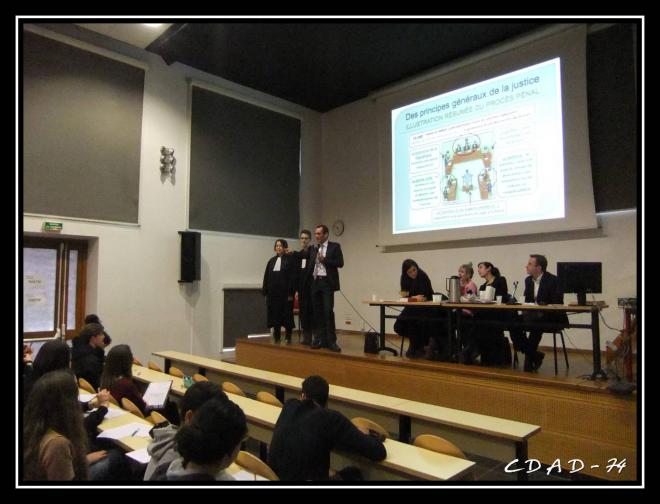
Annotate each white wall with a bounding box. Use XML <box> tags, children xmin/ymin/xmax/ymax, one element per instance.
<box><xmin>22</xmin><ymin>24</ymin><xmax>323</xmax><ymax>364</ymax></box>
<box><xmin>321</xmin><ymin>98</ymin><xmax>637</xmax><ymax>350</ymax></box>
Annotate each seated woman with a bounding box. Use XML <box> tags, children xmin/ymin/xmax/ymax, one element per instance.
<box><xmin>23</xmin><ymin>370</ymin><xmax>89</xmax><ymax>481</ymax></box>
<box><xmin>459</xmin><ymin>262</ymin><xmax>478</xmax><ymax>298</ymax></box>
<box><xmin>393</xmin><ymin>259</ymin><xmax>440</xmax><ymax>359</ymax></box>
<box><xmin>456</xmin><ymin>262</ymin><xmax>478</xmax><ymax>363</ymax></box>
<box><xmin>152</xmin><ymin>399</ymin><xmax>248</xmax><ymax>481</ymax></box>
<box><xmin>100</xmin><ymin>344</ymin><xmax>149</xmax><ymax>415</ymax></box>
<box><xmin>23</xmin><ymin>340</ymin><xmax>72</xmax><ymax>402</ymax></box>
<box><xmin>21</xmin><ymin>340</ymin><xmax>128</xmax><ymax>480</ymax></box>
<box><xmin>471</xmin><ymin>262</ymin><xmax>512</xmax><ymax>366</ymax></box>
<box><xmin>101</xmin><ymin>344</ymin><xmax>178</xmax><ymax>424</ymax></box>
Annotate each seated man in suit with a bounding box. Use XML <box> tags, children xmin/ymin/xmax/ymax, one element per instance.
<box><xmin>521</xmin><ymin>254</ymin><xmax>569</xmax><ymax>372</ymax></box>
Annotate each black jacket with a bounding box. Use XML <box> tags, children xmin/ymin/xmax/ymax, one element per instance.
<box><xmin>268</xmin><ymin>398</ymin><xmax>386</xmax><ymax>481</ymax></box>
<box><xmin>524</xmin><ymin>272</ymin><xmax>569</xmax><ymax>326</ymax></box>
<box><xmin>401</xmin><ymin>269</ymin><xmax>434</xmax><ymax>300</ymax></box>
<box><xmin>306</xmin><ymin>241</ymin><xmax>344</xmax><ymax>291</ymax></box>
<box><xmin>71</xmin><ymin>340</ymin><xmax>105</xmax><ymax>391</ymax></box>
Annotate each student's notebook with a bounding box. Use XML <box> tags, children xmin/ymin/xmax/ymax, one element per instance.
<box><xmin>143</xmin><ymin>380</ymin><xmax>173</xmax><ymax>408</ymax></box>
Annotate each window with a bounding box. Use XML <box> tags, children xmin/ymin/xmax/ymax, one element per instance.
<box><xmin>23</xmin><ymin>236</ymin><xmax>87</xmax><ymax>340</ymax></box>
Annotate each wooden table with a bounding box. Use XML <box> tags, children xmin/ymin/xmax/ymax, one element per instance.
<box><xmin>367</xmin><ymin>300</ymin><xmax>608</xmax><ymax>380</ymax></box>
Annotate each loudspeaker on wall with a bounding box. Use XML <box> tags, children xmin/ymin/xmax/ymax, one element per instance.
<box><xmin>179</xmin><ymin>231</ymin><xmax>201</xmax><ymax>283</ymax></box>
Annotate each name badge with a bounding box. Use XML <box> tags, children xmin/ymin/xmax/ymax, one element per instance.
<box><xmin>301</xmin><ymin>259</ymin><xmax>307</xmax><ymax>268</ymax></box>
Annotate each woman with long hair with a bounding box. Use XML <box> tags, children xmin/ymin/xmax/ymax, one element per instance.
<box><xmin>393</xmin><ymin>259</ymin><xmax>439</xmax><ymax>359</ymax></box>
<box><xmin>23</xmin><ymin>340</ymin><xmax>71</xmax><ymax>401</ymax></box>
<box><xmin>100</xmin><ymin>344</ymin><xmax>147</xmax><ymax>415</ymax></box>
<box><xmin>473</xmin><ymin>261</ymin><xmax>512</xmax><ymax>366</ymax></box>
<box><xmin>23</xmin><ymin>369</ymin><xmax>89</xmax><ymax>480</ymax></box>
<box><xmin>477</xmin><ymin>261</ymin><xmax>508</xmax><ymax>297</ymax></box>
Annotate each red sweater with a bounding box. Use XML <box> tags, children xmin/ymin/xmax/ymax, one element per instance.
<box><xmin>110</xmin><ymin>377</ymin><xmax>147</xmax><ymax>415</ymax></box>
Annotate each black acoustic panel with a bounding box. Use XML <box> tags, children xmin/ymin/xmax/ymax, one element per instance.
<box><xmin>587</xmin><ymin>23</ymin><xmax>638</xmax><ymax>212</ymax></box>
<box><xmin>23</xmin><ymin>31</ymin><xmax>144</xmax><ymax>223</ymax></box>
<box><xmin>179</xmin><ymin>231</ymin><xmax>201</xmax><ymax>283</ymax></box>
<box><xmin>189</xmin><ymin>86</ymin><xmax>301</xmax><ymax>238</ymax></box>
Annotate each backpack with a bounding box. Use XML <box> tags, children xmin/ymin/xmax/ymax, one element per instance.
<box><xmin>364</xmin><ymin>331</ymin><xmax>379</xmax><ymax>354</ymax></box>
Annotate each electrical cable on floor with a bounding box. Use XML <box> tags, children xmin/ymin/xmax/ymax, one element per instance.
<box><xmin>338</xmin><ymin>290</ymin><xmax>379</xmax><ymax>333</ymax></box>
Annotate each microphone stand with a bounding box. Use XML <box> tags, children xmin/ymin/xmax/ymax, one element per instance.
<box><xmin>507</xmin><ymin>281</ymin><xmax>520</xmax><ymax>304</ymax></box>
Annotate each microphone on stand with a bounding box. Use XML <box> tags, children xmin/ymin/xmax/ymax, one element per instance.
<box><xmin>507</xmin><ymin>281</ymin><xmax>519</xmax><ymax>304</ymax></box>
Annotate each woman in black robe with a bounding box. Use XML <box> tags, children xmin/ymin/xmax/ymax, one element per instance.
<box><xmin>262</xmin><ymin>239</ymin><xmax>295</xmax><ymax>343</ymax></box>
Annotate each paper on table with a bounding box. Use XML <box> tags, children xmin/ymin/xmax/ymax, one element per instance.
<box><xmin>126</xmin><ymin>448</ymin><xmax>151</xmax><ymax>464</ymax></box>
<box><xmin>143</xmin><ymin>380</ymin><xmax>173</xmax><ymax>408</ymax></box>
<box><xmin>78</xmin><ymin>393</ymin><xmax>96</xmax><ymax>403</ymax></box>
<box><xmin>103</xmin><ymin>407</ymin><xmax>129</xmax><ymax>419</ymax></box>
<box><xmin>97</xmin><ymin>422</ymin><xmax>151</xmax><ymax>440</ymax></box>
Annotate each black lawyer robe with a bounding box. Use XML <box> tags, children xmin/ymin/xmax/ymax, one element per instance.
<box><xmin>262</xmin><ymin>254</ymin><xmax>295</xmax><ymax>329</ymax></box>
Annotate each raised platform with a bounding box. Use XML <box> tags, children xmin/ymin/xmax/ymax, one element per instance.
<box><xmin>236</xmin><ymin>338</ymin><xmax>637</xmax><ymax>481</ymax></box>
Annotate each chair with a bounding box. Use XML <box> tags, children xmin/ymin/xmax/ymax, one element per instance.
<box><xmin>168</xmin><ymin>366</ymin><xmax>184</xmax><ymax>378</ymax></box>
<box><xmin>150</xmin><ymin>410</ymin><xmax>169</xmax><ymax>425</ymax></box>
<box><xmin>413</xmin><ymin>434</ymin><xmax>467</xmax><ymax>459</ymax></box>
<box><xmin>350</xmin><ymin>417</ymin><xmax>389</xmax><ymax>439</ymax></box>
<box><xmin>78</xmin><ymin>377</ymin><xmax>96</xmax><ymax>394</ymax></box>
<box><xmin>510</xmin><ymin>329</ymin><xmax>569</xmax><ymax>375</ymax></box>
<box><xmin>132</xmin><ymin>357</ymin><xmax>143</xmax><ymax>366</ymax></box>
<box><xmin>121</xmin><ymin>397</ymin><xmax>146</xmax><ymax>419</ymax></box>
<box><xmin>235</xmin><ymin>451</ymin><xmax>279</xmax><ymax>481</ymax></box>
<box><xmin>222</xmin><ymin>381</ymin><xmax>246</xmax><ymax>397</ymax></box>
<box><xmin>413</xmin><ymin>434</ymin><xmax>474</xmax><ymax>480</ymax></box>
<box><xmin>256</xmin><ymin>390</ymin><xmax>283</xmax><ymax>408</ymax></box>
<box><xmin>148</xmin><ymin>361</ymin><xmax>163</xmax><ymax>372</ymax></box>
<box><xmin>193</xmin><ymin>373</ymin><xmax>208</xmax><ymax>382</ymax></box>
<box><xmin>549</xmin><ymin>330</ymin><xmax>570</xmax><ymax>375</ymax></box>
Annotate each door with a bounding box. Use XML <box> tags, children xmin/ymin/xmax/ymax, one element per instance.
<box><xmin>23</xmin><ymin>236</ymin><xmax>87</xmax><ymax>340</ymax></box>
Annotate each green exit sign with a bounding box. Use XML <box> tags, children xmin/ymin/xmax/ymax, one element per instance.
<box><xmin>42</xmin><ymin>222</ymin><xmax>63</xmax><ymax>233</ymax></box>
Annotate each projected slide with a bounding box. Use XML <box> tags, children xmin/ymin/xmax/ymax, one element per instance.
<box><xmin>391</xmin><ymin>58</ymin><xmax>564</xmax><ymax>235</ymax></box>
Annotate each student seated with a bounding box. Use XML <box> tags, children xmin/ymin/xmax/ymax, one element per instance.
<box><xmin>23</xmin><ymin>370</ymin><xmax>89</xmax><ymax>481</ymax></box>
<box><xmin>268</xmin><ymin>375</ymin><xmax>386</xmax><ymax>481</ymax></box>
<box><xmin>71</xmin><ymin>323</ymin><xmax>106</xmax><ymax>391</ymax></box>
<box><xmin>151</xmin><ymin>399</ymin><xmax>247</xmax><ymax>481</ymax></box>
<box><xmin>100</xmin><ymin>344</ymin><xmax>148</xmax><ymax>415</ymax></box>
<box><xmin>144</xmin><ymin>381</ymin><xmax>228</xmax><ymax>480</ymax></box>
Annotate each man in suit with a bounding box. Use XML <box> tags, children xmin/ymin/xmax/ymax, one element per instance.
<box><xmin>522</xmin><ymin>254</ymin><xmax>569</xmax><ymax>372</ymax></box>
<box><xmin>309</xmin><ymin>224</ymin><xmax>344</xmax><ymax>352</ymax></box>
<box><xmin>293</xmin><ymin>229</ymin><xmax>314</xmax><ymax>345</ymax></box>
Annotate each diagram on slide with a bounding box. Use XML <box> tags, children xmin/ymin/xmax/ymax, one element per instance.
<box><xmin>392</xmin><ymin>57</ymin><xmax>564</xmax><ymax>234</ymax></box>
<box><xmin>441</xmin><ymin>133</ymin><xmax>496</xmax><ymax>204</ymax></box>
